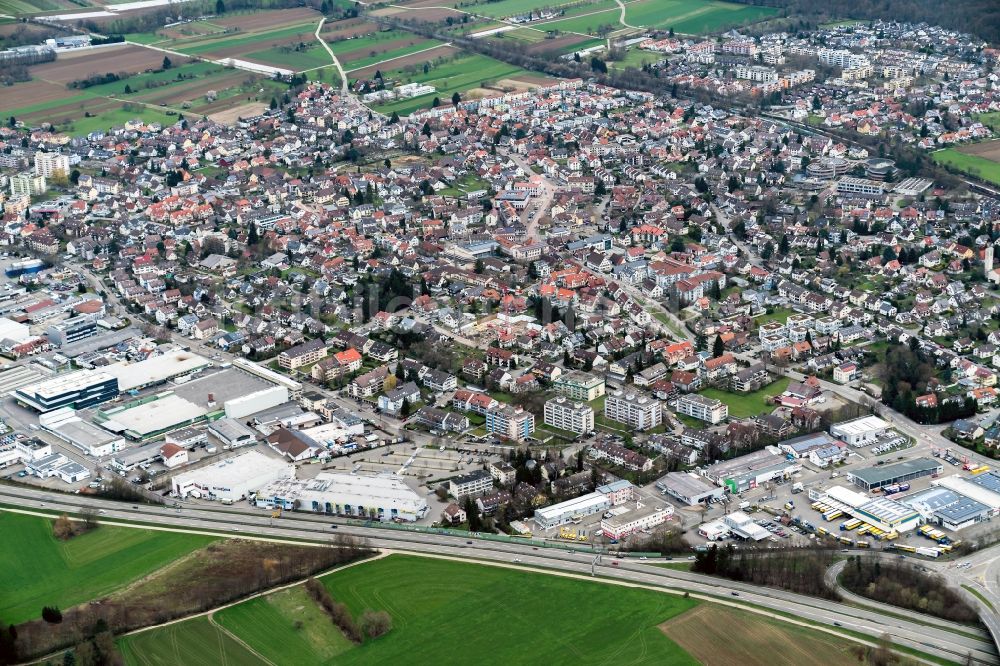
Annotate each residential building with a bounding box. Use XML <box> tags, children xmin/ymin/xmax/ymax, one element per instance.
<box><xmin>449</xmin><ymin>469</ymin><xmax>494</xmax><ymax>498</ymax></box>
<box><xmin>553</xmin><ymin>371</ymin><xmax>605</xmax><ymax>402</ymax></box>
<box><xmin>675</xmin><ymin>394</ymin><xmax>728</xmax><ymax>424</ymax></box>
<box><xmin>543</xmin><ymin>396</ymin><xmax>594</xmax><ymax>434</ymax></box>
<box><xmin>604</xmin><ymin>390</ymin><xmax>662</xmax><ymax>430</ymax></box>
<box><xmin>485</xmin><ymin>404</ymin><xmax>535</xmax><ymax>441</ymax></box>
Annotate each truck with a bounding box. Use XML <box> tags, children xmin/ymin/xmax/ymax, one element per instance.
<box><xmin>784</xmin><ymin>501</ymin><xmax>795</xmax><ymax>511</ymax></box>
<box><xmin>738</xmin><ymin>501</ymin><xmax>751</xmax><ymax>510</ymax></box>
<box><xmin>791</xmin><ymin>482</ymin><xmax>804</xmax><ymax>494</ymax></box>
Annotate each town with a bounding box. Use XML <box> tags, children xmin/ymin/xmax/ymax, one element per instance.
<box><xmin>1</xmin><ymin>0</ymin><xmax>1000</xmax><ymax>664</ymax></box>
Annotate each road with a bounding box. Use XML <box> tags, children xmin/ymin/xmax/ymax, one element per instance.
<box><xmin>1</xmin><ymin>484</ymin><xmax>995</xmax><ymax>665</ymax></box>
<box><xmin>315</xmin><ymin>17</ymin><xmax>348</xmax><ymax>94</ymax></box>
<box><xmin>504</xmin><ymin>152</ymin><xmax>554</xmax><ymax>240</ymax></box>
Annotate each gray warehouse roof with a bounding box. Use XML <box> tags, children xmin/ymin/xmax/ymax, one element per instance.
<box><xmin>848</xmin><ymin>457</ymin><xmax>940</xmax><ymax>486</ymax></box>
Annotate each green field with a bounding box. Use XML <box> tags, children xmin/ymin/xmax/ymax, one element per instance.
<box><xmin>245</xmin><ymin>43</ymin><xmax>333</xmax><ymax>69</ymax></box>
<box><xmin>932</xmin><ymin>146</ymin><xmax>1000</xmax><ymax>187</ymax></box>
<box><xmin>119</xmin><ymin>616</ymin><xmax>268</xmax><ymax>666</ymax></box>
<box><xmin>318</xmin><ymin>555</ymin><xmax>696</xmax><ymax>664</ymax></box>
<box><xmin>610</xmin><ymin>48</ymin><xmax>664</xmax><ymax>70</ymax></box>
<box><xmin>468</xmin><ymin>0</ymin><xmax>583</xmax><ymax>18</ymax></box>
<box><xmin>342</xmin><ymin>40</ymin><xmax>443</xmax><ymax>71</ymax></box>
<box><xmin>214</xmin><ymin>587</ymin><xmax>354</xmax><ymax>665</ymax></box>
<box><xmin>371</xmin><ymin>53</ymin><xmax>532</xmax><ymax>116</ymax></box>
<box><xmin>623</xmin><ymin>0</ymin><xmax>778</xmax><ymax>33</ymax></box>
<box><xmin>979</xmin><ymin>112</ymin><xmax>1000</xmax><ymax>133</ymax></box>
<box><xmin>534</xmin><ymin>8</ymin><xmax>620</xmax><ymax>34</ymax></box>
<box><xmin>0</xmin><ymin>512</ymin><xmax>214</xmax><ymax>625</ymax></box>
<box><xmin>699</xmin><ymin>376</ymin><xmax>790</xmax><ymax>418</ymax></box>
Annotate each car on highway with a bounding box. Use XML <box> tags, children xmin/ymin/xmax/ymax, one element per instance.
<box><xmin>731</xmin><ymin>591</ymin><xmax>740</xmax><ymax>596</ymax></box>
<box><xmin>466</xmin><ymin>540</ymin><xmax>473</xmax><ymax>545</ymax></box>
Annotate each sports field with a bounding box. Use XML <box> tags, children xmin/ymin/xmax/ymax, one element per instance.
<box><xmin>0</xmin><ymin>511</ymin><xmax>214</xmax><ymax>625</ymax></box>
<box><xmin>660</xmin><ymin>604</ymin><xmax>863</xmax><ymax>666</ymax></box>
<box><xmin>699</xmin><ymin>376</ymin><xmax>790</xmax><ymax>418</ymax></box>
<box><xmin>932</xmin><ymin>144</ymin><xmax>1000</xmax><ymax>187</ymax></box>
<box><xmin>214</xmin><ymin>586</ymin><xmax>355</xmax><ymax>665</ymax></box>
<box><xmin>119</xmin><ymin>616</ymin><xmax>268</xmax><ymax>666</ymax></box>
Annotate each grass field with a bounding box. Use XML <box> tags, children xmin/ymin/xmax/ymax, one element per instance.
<box><xmin>660</xmin><ymin>604</ymin><xmax>864</xmax><ymax>666</ymax></box>
<box><xmin>0</xmin><ymin>511</ymin><xmax>214</xmax><ymax>625</ymax></box>
<box><xmin>341</xmin><ymin>39</ymin><xmax>443</xmax><ymax>71</ymax></box>
<box><xmin>244</xmin><ymin>43</ymin><xmax>333</xmax><ymax>69</ymax></box>
<box><xmin>756</xmin><ymin>306</ymin><xmax>796</xmax><ymax>325</ymax></box>
<box><xmin>932</xmin><ymin>146</ymin><xmax>1000</xmax><ymax>187</ymax></box>
<box><xmin>699</xmin><ymin>376</ymin><xmax>790</xmax><ymax>418</ymax></box>
<box><xmin>535</xmin><ymin>9</ymin><xmax>621</xmax><ymax>34</ymax></box>
<box><xmin>371</xmin><ymin>53</ymin><xmax>529</xmax><ymax>115</ymax></box>
<box><xmin>119</xmin><ymin>616</ymin><xmax>268</xmax><ymax>666</ymax></box>
<box><xmin>979</xmin><ymin>111</ymin><xmax>1000</xmax><ymax>133</ymax></box>
<box><xmin>623</xmin><ymin>0</ymin><xmax>778</xmax><ymax>33</ymax></box>
<box><xmin>609</xmin><ymin>48</ymin><xmax>664</xmax><ymax>70</ymax></box>
<box><xmin>316</xmin><ymin>555</ymin><xmax>697</xmax><ymax>665</ymax></box>
<box><xmin>467</xmin><ymin>0</ymin><xmax>583</xmax><ymax>18</ymax></box>
<box><xmin>214</xmin><ymin>587</ymin><xmax>354</xmax><ymax>665</ymax></box>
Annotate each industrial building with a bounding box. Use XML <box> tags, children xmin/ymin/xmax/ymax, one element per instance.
<box><xmin>99</xmin><ymin>392</ymin><xmax>208</xmax><ymax>441</ymax></box>
<box><xmin>830</xmin><ymin>415</ymin><xmax>891</xmax><ymax>447</ymax></box>
<box><xmin>933</xmin><ymin>474</ymin><xmax>1000</xmax><ymax>516</ymax></box>
<box><xmin>846</xmin><ymin>457</ymin><xmax>942</xmax><ymax>491</ymax></box>
<box><xmin>232</xmin><ymin>358</ymin><xmax>303</xmax><ymax>400</ymax></box>
<box><xmin>103</xmin><ymin>349</ymin><xmax>212</xmax><ymax>392</ymax></box>
<box><xmin>604</xmin><ymin>390</ymin><xmax>662</xmax><ymax>430</ymax></box>
<box><xmin>254</xmin><ymin>472</ymin><xmax>428</xmax><ymax>522</ymax></box>
<box><xmin>14</xmin><ymin>370</ymin><xmax>119</xmax><ymax>412</ymax></box>
<box><xmin>811</xmin><ymin>485</ymin><xmax>922</xmax><ymax>533</ymax></box>
<box><xmin>224</xmin><ymin>386</ymin><xmax>289</xmax><ymax>419</ymax></box>
<box><xmin>25</xmin><ymin>453</ymin><xmax>90</xmax><ymax>483</ymax></box>
<box><xmin>902</xmin><ymin>487</ymin><xmax>992</xmax><ymax>531</ymax></box>
<box><xmin>171</xmin><ymin>450</ymin><xmax>293</xmax><ymax>502</ymax></box>
<box><xmin>703</xmin><ymin>446</ymin><xmax>801</xmax><ymax>493</ymax></box>
<box><xmin>543</xmin><ymin>396</ymin><xmax>594</xmax><ymax>434</ymax></box>
<box><xmin>534</xmin><ymin>491</ymin><xmax>612</xmax><ymax>529</ymax></box>
<box><xmin>600</xmin><ymin>505</ymin><xmax>673</xmax><ymax>540</ymax></box>
<box><xmin>40</xmin><ymin>408</ymin><xmax>126</xmax><ymax>457</ymax></box>
<box><xmin>46</xmin><ymin>317</ymin><xmax>99</xmax><ymax>347</ymax></box>
<box><xmin>656</xmin><ymin>471</ymin><xmax>726</xmax><ymax>506</ymax></box>
<box><xmin>208</xmin><ymin>419</ymin><xmax>258</xmax><ymax>449</ymax></box>
<box><xmin>723</xmin><ymin>511</ymin><xmax>771</xmax><ymax>540</ymax></box>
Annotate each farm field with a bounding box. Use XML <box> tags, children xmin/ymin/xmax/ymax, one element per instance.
<box><xmin>933</xmin><ymin>143</ymin><xmax>1000</xmax><ymax>187</ymax></box>
<box><xmin>0</xmin><ymin>0</ymin><xmax>88</xmax><ymax>14</ymax></box>
<box><xmin>699</xmin><ymin>376</ymin><xmax>791</xmax><ymax>418</ymax></box>
<box><xmin>369</xmin><ymin>52</ymin><xmax>539</xmax><ymax>115</ymax></box>
<box><xmin>214</xmin><ymin>586</ymin><xmax>354</xmax><ymax>665</ymax></box>
<box><xmin>623</xmin><ymin>0</ymin><xmax>778</xmax><ymax>33</ymax></box>
<box><xmin>119</xmin><ymin>616</ymin><xmax>268</xmax><ymax>666</ymax></box>
<box><xmin>310</xmin><ymin>554</ymin><xmax>697</xmax><ymax>665</ymax></box>
<box><xmin>660</xmin><ymin>604</ymin><xmax>863</xmax><ymax>666</ymax></box>
<box><xmin>31</xmin><ymin>44</ymin><xmax>176</xmax><ymax>84</ymax></box>
<box><xmin>534</xmin><ymin>8</ymin><xmax>621</xmax><ymax>35</ymax></box>
<box><xmin>328</xmin><ymin>29</ymin><xmax>442</xmax><ymax>70</ymax></box>
<box><xmin>468</xmin><ymin>0</ymin><xmax>604</xmax><ymax>18</ymax></box>
<box><xmin>0</xmin><ymin>511</ymin><xmax>215</xmax><ymax>625</ymax></box>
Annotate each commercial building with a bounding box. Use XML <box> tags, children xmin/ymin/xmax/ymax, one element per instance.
<box><xmin>449</xmin><ymin>469</ymin><xmax>494</xmax><ymax>498</ymax></box>
<box><xmin>14</xmin><ymin>370</ymin><xmax>119</xmax><ymax>413</ymax></box>
<box><xmin>703</xmin><ymin>446</ymin><xmax>801</xmax><ymax>493</ymax></box>
<box><xmin>596</xmin><ymin>480</ymin><xmax>634</xmax><ymax>506</ymax></box>
<box><xmin>656</xmin><ymin>471</ymin><xmax>725</xmax><ymax>506</ymax></box>
<box><xmin>846</xmin><ymin>457</ymin><xmax>942</xmax><ymax>491</ymax></box>
<box><xmin>40</xmin><ymin>408</ymin><xmax>126</xmax><ymax>457</ymax></box>
<box><xmin>171</xmin><ymin>450</ymin><xmax>294</xmax><ymax>502</ymax></box>
<box><xmin>553</xmin><ymin>371</ymin><xmax>605</xmax><ymax>402</ymax></box>
<box><xmin>224</xmin><ymin>386</ymin><xmax>289</xmax><ymax>419</ymax></box>
<box><xmin>0</xmin><ymin>436</ymin><xmax>51</xmax><ymax>468</ymax></box>
<box><xmin>902</xmin><ymin>487</ymin><xmax>991</xmax><ymax>531</ymax></box>
<box><xmin>0</xmin><ymin>317</ymin><xmax>32</xmax><ymax>344</ymax></box>
<box><xmin>816</xmin><ymin>485</ymin><xmax>922</xmax><ymax>533</ymax></box>
<box><xmin>25</xmin><ymin>452</ymin><xmax>90</xmax><ymax>483</ymax></box>
<box><xmin>255</xmin><ymin>472</ymin><xmax>428</xmax><ymax>522</ymax></box>
<box><xmin>601</xmin><ymin>505</ymin><xmax>673</xmax><ymax>540</ymax></box>
<box><xmin>99</xmin><ymin>392</ymin><xmax>208</xmax><ymax>441</ymax></box>
<box><xmin>534</xmin><ymin>491</ymin><xmax>612</xmax><ymax>529</ymax></box>
<box><xmin>830</xmin><ymin>415</ymin><xmax>891</xmax><ymax>447</ymax></box>
<box><xmin>604</xmin><ymin>390</ymin><xmax>662</xmax><ymax>430</ymax></box>
<box><xmin>722</xmin><ymin>511</ymin><xmax>771</xmax><ymax>541</ymax></box>
<box><xmin>104</xmin><ymin>349</ymin><xmax>212</xmax><ymax>393</ymax></box>
<box><xmin>485</xmin><ymin>405</ymin><xmax>535</xmax><ymax>441</ymax></box>
<box><xmin>46</xmin><ymin>317</ymin><xmax>99</xmax><ymax>347</ymax></box>
<box><xmin>208</xmin><ymin>418</ymin><xmax>258</xmax><ymax>449</ymax></box>
<box><xmin>934</xmin><ymin>474</ymin><xmax>1000</xmax><ymax>515</ymax></box>
<box><xmin>543</xmin><ymin>396</ymin><xmax>594</xmax><ymax>434</ymax></box>
<box><xmin>675</xmin><ymin>394</ymin><xmax>728</xmax><ymax>424</ymax></box>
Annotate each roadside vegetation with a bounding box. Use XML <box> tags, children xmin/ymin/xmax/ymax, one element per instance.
<box><xmin>692</xmin><ymin>544</ymin><xmax>840</xmax><ymax>599</ymax></box>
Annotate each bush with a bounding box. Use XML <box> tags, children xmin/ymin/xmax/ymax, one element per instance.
<box><xmin>41</xmin><ymin>607</ymin><xmax>62</xmax><ymax>625</ymax></box>
<box><xmin>360</xmin><ymin>609</ymin><xmax>392</xmax><ymax>638</ymax></box>
<box><xmin>303</xmin><ymin>578</ymin><xmax>363</xmax><ymax>643</ymax></box>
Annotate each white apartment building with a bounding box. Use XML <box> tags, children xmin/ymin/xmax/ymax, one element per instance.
<box><xmin>735</xmin><ymin>65</ymin><xmax>778</xmax><ymax>83</ymax></box>
<box><xmin>34</xmin><ymin>151</ymin><xmax>70</xmax><ymax>178</ymax></box>
<box><xmin>604</xmin><ymin>390</ymin><xmax>662</xmax><ymax>431</ymax></box>
<box><xmin>553</xmin><ymin>371</ymin><xmax>605</xmax><ymax>402</ymax></box>
<box><xmin>544</xmin><ymin>396</ymin><xmax>594</xmax><ymax>434</ymax></box>
<box><xmin>675</xmin><ymin>394</ymin><xmax>728</xmax><ymax>424</ymax></box>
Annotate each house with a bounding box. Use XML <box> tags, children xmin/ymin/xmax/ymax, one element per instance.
<box><xmin>441</xmin><ymin>503</ymin><xmax>467</xmax><ymax>524</ymax></box>
<box><xmin>267</xmin><ymin>428</ymin><xmax>321</xmax><ymax>461</ymax></box>
<box><xmin>377</xmin><ymin>381</ymin><xmax>421</xmax><ymax>416</ymax></box>
<box><xmin>160</xmin><ymin>443</ymin><xmax>189</xmax><ymax>469</ymax></box>
<box><xmin>833</xmin><ymin>362</ymin><xmax>859</xmax><ymax>384</ymax></box>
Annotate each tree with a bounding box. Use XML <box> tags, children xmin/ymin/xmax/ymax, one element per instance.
<box><xmin>215</xmin><ymin>0</ymin><xmax>225</xmax><ymax>13</ymax></box>
<box><xmin>162</xmin><ymin>56</ymin><xmax>172</xmax><ymax>70</ymax></box>
<box><xmin>451</xmin><ymin>91</ymin><xmax>461</xmax><ymax>106</ymax></box>
<box><xmin>41</xmin><ymin>606</ymin><xmax>62</xmax><ymax>624</ymax></box>
<box><xmin>431</xmin><ymin>97</ymin><xmax>440</xmax><ymax>108</ymax></box>
<box><xmin>52</xmin><ymin>514</ymin><xmax>75</xmax><ymax>540</ymax></box>
<box><xmin>779</xmin><ymin>234</ymin><xmax>790</xmax><ymax>255</ymax></box>
<box><xmin>269</xmin><ymin>96</ymin><xmax>278</xmax><ymax>110</ymax></box>
<box><xmin>123</xmin><ymin>84</ymin><xmax>132</xmax><ymax>94</ymax></box>
<box><xmin>388</xmin><ymin>111</ymin><xmax>399</xmax><ymax>124</ymax></box>
<box><xmin>474</xmin><ymin>258</ymin><xmax>485</xmax><ymax>274</ymax></box>
<box><xmin>248</xmin><ymin>222</ymin><xmax>259</xmax><ymax>246</ymax></box>
<box><xmin>712</xmin><ymin>334</ymin><xmax>724</xmax><ymax>358</ymax></box>
<box><xmin>360</xmin><ymin>609</ymin><xmax>392</xmax><ymax>638</ymax></box>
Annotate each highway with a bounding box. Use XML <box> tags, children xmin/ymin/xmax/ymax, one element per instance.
<box><xmin>1</xmin><ymin>484</ymin><xmax>996</xmax><ymax>666</ymax></box>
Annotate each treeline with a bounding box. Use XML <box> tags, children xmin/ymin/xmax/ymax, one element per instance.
<box><xmin>86</xmin><ymin>0</ymin><xmax>314</xmax><ymax>38</ymax></box>
<box><xmin>727</xmin><ymin>0</ymin><xmax>1000</xmax><ymax>44</ymax></box>
<box><xmin>8</xmin><ymin>537</ymin><xmax>373</xmax><ymax>662</ymax></box>
<box><xmin>68</xmin><ymin>72</ymin><xmax>128</xmax><ymax>89</ymax></box>
<box><xmin>620</xmin><ymin>529</ymin><xmax>690</xmax><ymax>555</ymax></box>
<box><xmin>304</xmin><ymin>578</ymin><xmax>392</xmax><ymax>641</ymax></box>
<box><xmin>840</xmin><ymin>556</ymin><xmax>981</xmax><ymax>624</ymax></box>
<box><xmin>692</xmin><ymin>544</ymin><xmax>840</xmax><ymax>599</ymax></box>
<box><xmin>880</xmin><ymin>342</ymin><xmax>977</xmax><ymax>424</ymax></box>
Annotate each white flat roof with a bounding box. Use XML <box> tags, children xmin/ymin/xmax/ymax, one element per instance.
<box><xmin>104</xmin><ymin>349</ymin><xmax>210</xmax><ymax>391</ymax></box>
<box><xmin>831</xmin><ymin>415</ymin><xmax>889</xmax><ymax>435</ymax></box>
<box><xmin>173</xmin><ymin>450</ymin><xmax>292</xmax><ymax>487</ymax></box>
<box><xmin>534</xmin><ymin>491</ymin><xmax>609</xmax><ymax>519</ymax></box>
<box><xmin>935</xmin><ymin>475</ymin><xmax>1000</xmax><ymax>510</ymax></box>
<box><xmin>824</xmin><ymin>484</ymin><xmax>869</xmax><ymax>508</ymax></box>
<box><xmin>103</xmin><ymin>393</ymin><xmax>206</xmax><ymax>436</ymax></box>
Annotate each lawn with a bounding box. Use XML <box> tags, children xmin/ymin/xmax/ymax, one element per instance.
<box><xmin>119</xmin><ymin>616</ymin><xmax>268</xmax><ymax>666</ymax></box>
<box><xmin>978</xmin><ymin>111</ymin><xmax>1000</xmax><ymax>133</ymax></box>
<box><xmin>756</xmin><ymin>306</ymin><xmax>796</xmax><ymax>325</ymax></box>
<box><xmin>609</xmin><ymin>48</ymin><xmax>664</xmax><ymax>70</ymax></box>
<box><xmin>314</xmin><ymin>554</ymin><xmax>698</xmax><ymax>665</ymax></box>
<box><xmin>623</xmin><ymin>0</ymin><xmax>778</xmax><ymax>33</ymax></box>
<box><xmin>372</xmin><ymin>53</ymin><xmax>531</xmax><ymax>116</ymax></box>
<box><xmin>214</xmin><ymin>586</ymin><xmax>354</xmax><ymax>665</ymax></box>
<box><xmin>699</xmin><ymin>376</ymin><xmax>790</xmax><ymax>418</ymax></box>
<box><xmin>0</xmin><ymin>511</ymin><xmax>215</xmax><ymax>625</ymax></box>
<box><xmin>932</xmin><ymin>147</ymin><xmax>1000</xmax><ymax>188</ymax></box>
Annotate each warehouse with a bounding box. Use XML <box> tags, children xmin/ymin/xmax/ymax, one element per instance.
<box><xmin>255</xmin><ymin>472</ymin><xmax>428</xmax><ymax>522</ymax></box>
<box><xmin>534</xmin><ymin>492</ymin><xmax>612</xmax><ymax>529</ymax></box>
<box><xmin>830</xmin><ymin>415</ymin><xmax>890</xmax><ymax>447</ymax></box>
<box><xmin>846</xmin><ymin>457</ymin><xmax>942</xmax><ymax>491</ymax></box>
<box><xmin>104</xmin><ymin>349</ymin><xmax>211</xmax><ymax>392</ymax></box>
<box><xmin>99</xmin><ymin>393</ymin><xmax>208</xmax><ymax>441</ymax></box>
<box><xmin>902</xmin><ymin>487</ymin><xmax>992</xmax><ymax>531</ymax></box>
<box><xmin>40</xmin><ymin>408</ymin><xmax>126</xmax><ymax>457</ymax></box>
<box><xmin>14</xmin><ymin>369</ymin><xmax>119</xmax><ymax>412</ymax></box>
<box><xmin>934</xmin><ymin>474</ymin><xmax>1000</xmax><ymax>515</ymax></box>
<box><xmin>172</xmin><ymin>450</ymin><xmax>293</xmax><ymax>502</ymax></box>
<box><xmin>208</xmin><ymin>418</ymin><xmax>258</xmax><ymax>449</ymax></box>
<box><xmin>224</xmin><ymin>386</ymin><xmax>289</xmax><ymax>419</ymax></box>
<box><xmin>816</xmin><ymin>485</ymin><xmax>922</xmax><ymax>533</ymax></box>
<box><xmin>703</xmin><ymin>446</ymin><xmax>800</xmax><ymax>493</ymax></box>
<box><xmin>656</xmin><ymin>471</ymin><xmax>725</xmax><ymax>506</ymax></box>
<box><xmin>601</xmin><ymin>505</ymin><xmax>673</xmax><ymax>540</ymax></box>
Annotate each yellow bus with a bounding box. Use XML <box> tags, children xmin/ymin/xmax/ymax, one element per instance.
<box><xmin>841</xmin><ymin>518</ymin><xmax>862</xmax><ymax>531</ymax></box>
